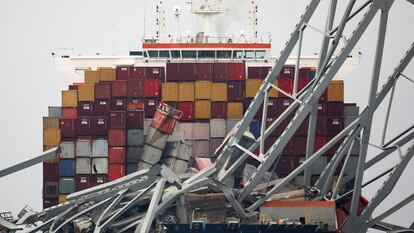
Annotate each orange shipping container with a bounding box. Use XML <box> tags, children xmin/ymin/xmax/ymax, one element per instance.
<box><xmin>246</xmin><ymin>79</ymin><xmax>262</xmax><ymax>98</ymax></box>
<box><xmin>269</xmin><ymin>80</ymin><xmax>279</xmax><ymax>97</ymax></box>
<box><xmin>43</xmin><ymin>128</ymin><xmax>61</xmax><ymax>146</ymax></box>
<box><xmin>195</xmin><ymin>81</ymin><xmax>212</xmax><ymax>100</ymax></box>
<box><xmin>62</xmin><ymin>90</ymin><xmax>78</xmax><ymax>107</ymax></box>
<box><xmin>59</xmin><ymin>195</ymin><xmax>67</xmax><ymax>204</ymax></box>
<box><xmin>227</xmin><ymin>102</ymin><xmax>244</xmax><ymax>119</ymax></box>
<box><xmin>85</xmin><ymin>70</ymin><xmax>100</xmax><ymax>84</ymax></box>
<box><xmin>327</xmin><ymin>80</ymin><xmax>344</xmax><ymax>102</ymax></box>
<box><xmin>78</xmin><ymin>84</ymin><xmax>95</xmax><ymax>102</ymax></box>
<box><xmin>43</xmin><ymin>117</ymin><xmax>59</xmax><ymax>129</ymax></box>
<box><xmin>211</xmin><ymin>83</ymin><xmax>227</xmax><ymax>101</ymax></box>
<box><xmin>162</xmin><ymin>83</ymin><xmax>179</xmax><ymax>101</ymax></box>
<box><xmin>195</xmin><ymin>101</ymin><xmax>211</xmax><ymax>119</ymax></box>
<box><xmin>179</xmin><ymin>83</ymin><xmax>195</xmax><ymax>101</ymax></box>
<box><xmin>99</xmin><ymin>68</ymin><xmax>116</xmax><ymax>81</ymax></box>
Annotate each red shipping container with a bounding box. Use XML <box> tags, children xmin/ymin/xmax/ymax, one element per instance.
<box><xmin>91</xmin><ymin>175</ymin><xmax>108</xmax><ymax>187</ymax></box>
<box><xmin>166</xmin><ymin>63</ymin><xmax>180</xmax><ymax>81</ymax></box>
<box><xmin>151</xmin><ymin>105</ymin><xmax>180</xmax><ymax>135</ymax></box>
<box><xmin>108</xmin><ymin>164</ymin><xmax>125</xmax><ymax>181</ymax></box>
<box><xmin>248</xmin><ymin>67</ymin><xmax>260</xmax><ymax>79</ymax></box>
<box><xmin>320</xmin><ymin>90</ymin><xmax>328</xmax><ymax>102</ymax></box>
<box><xmin>109</xmin><ymin>147</ymin><xmax>126</xmax><ymax>163</ymax></box>
<box><xmin>69</xmin><ymin>84</ymin><xmax>78</xmax><ymax>90</ymax></box>
<box><xmin>214</xmin><ymin>63</ymin><xmax>230</xmax><ymax>81</ymax></box>
<box><xmin>317</xmin><ymin>102</ymin><xmax>328</xmax><ymax>116</ymax></box>
<box><xmin>277</xmin><ymin>98</ymin><xmax>294</xmax><ymax>114</ymax></box>
<box><xmin>43</xmin><ymin>163</ymin><xmax>59</xmax><ymax>182</ymax></box>
<box><xmin>327</xmin><ymin>117</ymin><xmax>344</xmax><ymax>136</ymax></box>
<box><xmin>276</xmin><ymin>156</ymin><xmax>303</xmax><ymax>175</ymax></box>
<box><xmin>112</xmin><ymin>80</ymin><xmax>128</xmax><ymax>97</ymax></box>
<box><xmin>116</xmin><ymin>67</ymin><xmax>131</xmax><ymax>80</ymax></box>
<box><xmin>229</xmin><ymin>63</ymin><xmax>246</xmax><ymax>80</ymax></box>
<box><xmin>143</xmin><ymin>98</ymin><xmax>160</xmax><ymax>118</ymax></box>
<box><xmin>78</xmin><ymin>101</ymin><xmax>94</xmax><ymax>117</ymax></box>
<box><xmin>92</xmin><ymin>117</ymin><xmax>109</xmax><ymax>136</ymax></box>
<box><xmin>327</xmin><ymin>102</ymin><xmax>344</xmax><ymax>117</ymax></box>
<box><xmin>266</xmin><ymin>98</ymin><xmax>279</xmax><ymax>117</ymax></box>
<box><xmin>77</xmin><ymin>117</ymin><xmax>92</xmax><ymax>136</ymax></box>
<box><xmin>298</xmin><ymin>78</ymin><xmax>310</xmax><ymax>93</ymax></box>
<box><xmin>146</xmin><ymin>67</ymin><xmax>165</xmax><ymax>80</ymax></box>
<box><xmin>75</xmin><ymin>175</ymin><xmax>91</xmax><ymax>191</ymax></box>
<box><xmin>179</xmin><ymin>102</ymin><xmax>195</xmax><ymax>121</ymax></box>
<box><xmin>244</xmin><ymin>98</ymin><xmax>263</xmax><ymax>119</ymax></box>
<box><xmin>180</xmin><ymin>63</ymin><xmax>198</xmax><ymax>81</ymax></box>
<box><xmin>286</xmin><ymin>136</ymin><xmax>307</xmax><ymax>156</ymax></box>
<box><xmin>325</xmin><ymin>137</ymin><xmax>344</xmax><ymax>156</ymax></box>
<box><xmin>110</xmin><ymin>111</ymin><xmax>127</xmax><ymax>129</ymax></box>
<box><xmin>316</xmin><ymin>116</ymin><xmax>328</xmax><ymax>136</ymax></box>
<box><xmin>127</xmin><ymin>79</ymin><xmax>144</xmax><ymax>97</ymax></box>
<box><xmin>227</xmin><ymin>81</ymin><xmax>244</xmax><ymax>101</ymax></box>
<box><xmin>314</xmin><ymin>136</ymin><xmax>327</xmax><ymax>153</ymax></box>
<box><xmin>60</xmin><ymin>119</ymin><xmax>76</xmax><ymax>138</ymax></box>
<box><xmin>131</xmin><ymin>67</ymin><xmax>146</xmax><ymax>79</ymax></box>
<box><xmin>62</xmin><ymin>107</ymin><xmax>78</xmax><ymax>120</ymax></box>
<box><xmin>198</xmin><ymin>63</ymin><xmax>213</xmax><ymax>80</ymax></box>
<box><xmin>109</xmin><ymin>129</ymin><xmax>126</xmax><ymax>146</ymax></box>
<box><xmin>299</xmin><ymin>67</ymin><xmax>311</xmax><ymax>79</ymax></box>
<box><xmin>43</xmin><ymin>198</ymin><xmax>58</xmax><ymax>209</ymax></box>
<box><xmin>111</xmin><ymin>98</ymin><xmax>127</xmax><ymax>111</ymax></box>
<box><xmin>278</xmin><ymin>79</ymin><xmax>293</xmax><ymax>97</ymax></box>
<box><xmin>127</xmin><ymin>110</ymin><xmax>144</xmax><ymax>129</ymax></box>
<box><xmin>94</xmin><ymin>100</ymin><xmax>111</xmax><ymax>116</ymax></box>
<box><xmin>211</xmin><ymin>102</ymin><xmax>227</xmax><ymax>119</ymax></box>
<box><xmin>164</xmin><ymin>101</ymin><xmax>179</xmax><ymax>109</ymax></box>
<box><xmin>95</xmin><ymin>82</ymin><xmax>112</xmax><ymax>100</ymax></box>
<box><xmin>143</xmin><ymin>79</ymin><xmax>161</xmax><ymax>97</ymax></box>
<box><xmin>279</xmin><ymin>66</ymin><xmax>295</xmax><ymax>79</ymax></box>
<box><xmin>296</xmin><ymin>117</ymin><xmax>309</xmax><ymax>136</ymax></box>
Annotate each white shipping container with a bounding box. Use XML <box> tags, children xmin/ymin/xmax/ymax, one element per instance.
<box><xmin>60</xmin><ymin>142</ymin><xmax>75</xmax><ymax>159</ymax></box>
<box><xmin>127</xmin><ymin>129</ymin><xmax>145</xmax><ymax>147</ymax></box>
<box><xmin>143</xmin><ymin>119</ymin><xmax>153</xmax><ymax>136</ymax></box>
<box><xmin>92</xmin><ymin>158</ymin><xmax>108</xmax><ymax>174</ymax></box>
<box><xmin>92</xmin><ymin>140</ymin><xmax>108</xmax><ymax>157</ymax></box>
<box><xmin>76</xmin><ymin>158</ymin><xmax>92</xmax><ymax>174</ymax></box>
<box><xmin>145</xmin><ymin>127</ymin><xmax>169</xmax><ymax>150</ymax></box>
<box><xmin>226</xmin><ymin>120</ymin><xmax>239</xmax><ymax>134</ymax></box>
<box><xmin>210</xmin><ymin>119</ymin><xmax>226</xmax><ymax>138</ymax></box>
<box><xmin>176</xmin><ymin>123</ymin><xmax>194</xmax><ymax>140</ymax></box>
<box><xmin>76</xmin><ymin>140</ymin><xmax>92</xmax><ymax>157</ymax></box>
<box><xmin>193</xmin><ymin>123</ymin><xmax>210</xmax><ymax>140</ymax></box>
<box><xmin>192</xmin><ymin>140</ymin><xmax>210</xmax><ymax>157</ymax></box>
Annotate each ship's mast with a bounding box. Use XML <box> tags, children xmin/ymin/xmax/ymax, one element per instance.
<box><xmin>248</xmin><ymin>1</ymin><xmax>258</xmax><ymax>43</ymax></box>
<box><xmin>156</xmin><ymin>1</ymin><xmax>167</xmax><ymax>42</ymax></box>
<box><xmin>190</xmin><ymin>0</ymin><xmax>224</xmax><ymax>42</ymax></box>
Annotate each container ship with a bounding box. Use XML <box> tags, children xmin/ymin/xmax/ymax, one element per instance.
<box><xmin>3</xmin><ymin>0</ymin><xmax>388</xmax><ymax>233</ymax></box>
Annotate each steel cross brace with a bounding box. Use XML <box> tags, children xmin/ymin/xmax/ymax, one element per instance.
<box><xmin>239</xmin><ymin>0</ymin><xmax>380</xmax><ymax>203</ymax></box>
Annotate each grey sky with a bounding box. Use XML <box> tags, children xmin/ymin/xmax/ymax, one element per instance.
<box><xmin>0</xmin><ymin>0</ymin><xmax>412</xmax><ymax>229</ymax></box>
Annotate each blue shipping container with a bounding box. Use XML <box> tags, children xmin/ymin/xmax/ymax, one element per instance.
<box><xmin>59</xmin><ymin>159</ymin><xmax>75</xmax><ymax>177</ymax></box>
<box><xmin>249</xmin><ymin>121</ymin><xmax>261</xmax><ymax>139</ymax></box>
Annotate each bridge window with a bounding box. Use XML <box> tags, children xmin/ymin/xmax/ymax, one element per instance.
<box><xmin>182</xmin><ymin>50</ymin><xmax>197</xmax><ymax>59</ymax></box>
<box><xmin>171</xmin><ymin>50</ymin><xmax>181</xmax><ymax>59</ymax></box>
<box><xmin>159</xmin><ymin>51</ymin><xmax>170</xmax><ymax>59</ymax></box>
<box><xmin>198</xmin><ymin>50</ymin><xmax>215</xmax><ymax>59</ymax></box>
<box><xmin>233</xmin><ymin>50</ymin><xmax>245</xmax><ymax>59</ymax></box>
<box><xmin>256</xmin><ymin>50</ymin><xmax>266</xmax><ymax>59</ymax></box>
<box><xmin>245</xmin><ymin>50</ymin><xmax>255</xmax><ymax>59</ymax></box>
<box><xmin>217</xmin><ymin>50</ymin><xmax>231</xmax><ymax>59</ymax></box>
<box><xmin>148</xmin><ymin>50</ymin><xmax>158</xmax><ymax>58</ymax></box>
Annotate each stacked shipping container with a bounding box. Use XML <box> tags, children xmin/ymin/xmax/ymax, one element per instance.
<box><xmin>43</xmin><ymin>62</ymin><xmax>359</xmax><ymax>207</ymax></box>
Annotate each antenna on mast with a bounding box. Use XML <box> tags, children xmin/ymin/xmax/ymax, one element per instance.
<box><xmin>173</xmin><ymin>6</ymin><xmax>182</xmax><ymax>43</ymax></box>
<box><xmin>156</xmin><ymin>1</ymin><xmax>166</xmax><ymax>42</ymax></box>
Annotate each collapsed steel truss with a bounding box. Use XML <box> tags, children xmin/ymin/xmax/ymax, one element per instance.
<box><xmin>1</xmin><ymin>0</ymin><xmax>414</xmax><ymax>232</ymax></box>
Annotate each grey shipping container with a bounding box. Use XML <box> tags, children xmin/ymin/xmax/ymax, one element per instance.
<box><xmin>161</xmin><ymin>157</ymin><xmax>189</xmax><ymax>174</ymax></box>
<box><xmin>209</xmin><ymin>138</ymin><xmax>224</xmax><ymax>156</ymax></box>
<box><xmin>167</xmin><ymin>131</ymin><xmax>185</xmax><ymax>142</ymax></box>
<box><xmin>92</xmin><ymin>158</ymin><xmax>108</xmax><ymax>174</ymax></box>
<box><xmin>76</xmin><ymin>158</ymin><xmax>92</xmax><ymax>174</ymax></box>
<box><xmin>127</xmin><ymin>129</ymin><xmax>145</xmax><ymax>146</ymax></box>
<box><xmin>163</xmin><ymin>141</ymin><xmax>191</xmax><ymax>161</ymax></box>
<box><xmin>145</xmin><ymin>127</ymin><xmax>169</xmax><ymax>150</ymax></box>
<box><xmin>59</xmin><ymin>178</ymin><xmax>75</xmax><ymax>194</ymax></box>
<box><xmin>176</xmin><ymin>123</ymin><xmax>194</xmax><ymax>140</ymax></box>
<box><xmin>192</xmin><ymin>140</ymin><xmax>210</xmax><ymax>157</ymax></box>
<box><xmin>344</xmin><ymin>104</ymin><xmax>359</xmax><ymax>117</ymax></box>
<box><xmin>60</xmin><ymin>142</ymin><xmax>75</xmax><ymax>159</ymax></box>
<box><xmin>210</xmin><ymin>119</ymin><xmax>226</xmax><ymax>138</ymax></box>
<box><xmin>226</xmin><ymin>120</ymin><xmax>239</xmax><ymax>134</ymax></box>
<box><xmin>193</xmin><ymin>123</ymin><xmax>210</xmax><ymax>140</ymax></box>
<box><xmin>48</xmin><ymin>106</ymin><xmax>62</xmax><ymax>118</ymax></box>
<box><xmin>76</xmin><ymin>140</ymin><xmax>92</xmax><ymax>157</ymax></box>
<box><xmin>126</xmin><ymin>163</ymin><xmax>138</xmax><ymax>175</ymax></box>
<box><xmin>138</xmin><ymin>144</ymin><xmax>163</xmax><ymax>168</ymax></box>
<box><xmin>126</xmin><ymin>146</ymin><xmax>143</xmax><ymax>163</ymax></box>
<box><xmin>143</xmin><ymin>119</ymin><xmax>153</xmax><ymax>136</ymax></box>
<box><xmin>92</xmin><ymin>140</ymin><xmax>108</xmax><ymax>157</ymax></box>
<box><xmin>310</xmin><ymin>156</ymin><xmax>327</xmax><ymax>175</ymax></box>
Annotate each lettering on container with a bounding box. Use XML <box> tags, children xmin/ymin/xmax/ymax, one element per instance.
<box><xmin>81</xmin><ymin>177</ymin><xmax>87</xmax><ymax>183</ymax></box>
<box><xmin>116</xmin><ymin>100</ymin><xmax>123</xmax><ymax>106</ymax></box>
<box><xmin>332</xmin><ymin>119</ymin><xmax>340</xmax><ymax>125</ymax></box>
<box><xmin>98</xmin><ymin>119</ymin><xmax>105</xmax><ymax>125</ymax></box>
<box><xmin>81</xmin><ymin>120</ymin><xmax>88</xmax><ymax>125</ymax></box>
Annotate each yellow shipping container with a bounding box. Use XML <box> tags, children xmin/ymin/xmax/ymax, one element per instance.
<box><xmin>62</xmin><ymin>90</ymin><xmax>78</xmax><ymax>107</ymax></box>
<box><xmin>99</xmin><ymin>67</ymin><xmax>116</xmax><ymax>81</ymax></box>
<box><xmin>43</xmin><ymin>146</ymin><xmax>60</xmax><ymax>163</ymax></box>
<box><xmin>59</xmin><ymin>195</ymin><xmax>67</xmax><ymax>204</ymax></box>
<box><xmin>85</xmin><ymin>70</ymin><xmax>100</xmax><ymax>84</ymax></box>
<box><xmin>246</xmin><ymin>79</ymin><xmax>262</xmax><ymax>98</ymax></box>
<box><xmin>195</xmin><ymin>81</ymin><xmax>212</xmax><ymax>100</ymax></box>
<box><xmin>43</xmin><ymin>117</ymin><xmax>59</xmax><ymax>129</ymax></box>
<box><xmin>162</xmin><ymin>83</ymin><xmax>179</xmax><ymax>101</ymax></box>
<box><xmin>227</xmin><ymin>102</ymin><xmax>244</xmax><ymax>119</ymax></box>
<box><xmin>211</xmin><ymin>83</ymin><xmax>227</xmax><ymax>101</ymax></box>
<box><xmin>195</xmin><ymin>100</ymin><xmax>211</xmax><ymax>119</ymax></box>
<box><xmin>43</xmin><ymin>128</ymin><xmax>61</xmax><ymax>146</ymax></box>
<box><xmin>78</xmin><ymin>84</ymin><xmax>95</xmax><ymax>102</ymax></box>
<box><xmin>268</xmin><ymin>80</ymin><xmax>279</xmax><ymax>97</ymax></box>
<box><xmin>327</xmin><ymin>80</ymin><xmax>344</xmax><ymax>102</ymax></box>
<box><xmin>179</xmin><ymin>83</ymin><xmax>195</xmax><ymax>101</ymax></box>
